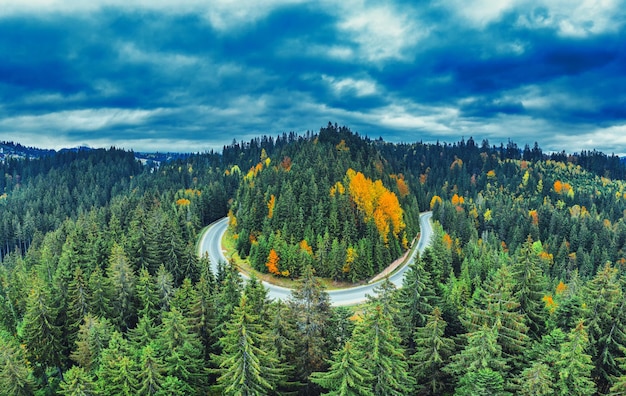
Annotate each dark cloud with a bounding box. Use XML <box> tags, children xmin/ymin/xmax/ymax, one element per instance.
<box><xmin>0</xmin><ymin>1</ymin><xmax>625</xmax><ymax>155</ymax></box>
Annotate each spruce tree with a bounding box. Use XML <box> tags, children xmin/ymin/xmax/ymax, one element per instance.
<box><xmin>290</xmin><ymin>265</ymin><xmax>331</xmax><ymax>390</ymax></box>
<box><xmin>411</xmin><ymin>307</ymin><xmax>454</xmax><ymax>395</ymax></box>
<box><xmin>555</xmin><ymin>321</ymin><xmax>596</xmax><ymax>396</ymax></box>
<box><xmin>310</xmin><ymin>341</ymin><xmax>374</xmax><ymax>396</ymax></box>
<box><xmin>397</xmin><ymin>254</ymin><xmax>435</xmax><ymax>352</ymax></box>
<box><xmin>107</xmin><ymin>243</ymin><xmax>137</xmax><ymax>331</ymax></box>
<box><xmin>583</xmin><ymin>262</ymin><xmax>626</xmax><ymax>393</ymax></box>
<box><xmin>96</xmin><ymin>332</ymin><xmax>138</xmax><ymax>396</ymax></box>
<box><xmin>21</xmin><ymin>275</ymin><xmax>64</xmax><ymax>377</ymax></box>
<box><xmin>352</xmin><ymin>301</ymin><xmax>414</xmax><ymax>396</ymax></box>
<box><xmin>511</xmin><ymin>236</ymin><xmax>547</xmax><ymax>338</ymax></box>
<box><xmin>211</xmin><ymin>294</ymin><xmax>284</xmax><ymax>395</ymax></box>
<box><xmin>137</xmin><ymin>344</ymin><xmax>164</xmax><ymax>395</ymax></box>
<box><xmin>517</xmin><ymin>362</ymin><xmax>555</xmax><ymax>396</ymax></box>
<box><xmin>0</xmin><ymin>334</ymin><xmax>35</xmax><ymax>396</ymax></box>
<box><xmin>445</xmin><ymin>324</ymin><xmax>509</xmax><ymax>393</ymax></box>
<box><xmin>58</xmin><ymin>366</ymin><xmax>97</xmax><ymax>396</ymax></box>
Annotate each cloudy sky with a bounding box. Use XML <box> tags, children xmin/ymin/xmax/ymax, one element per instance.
<box><xmin>1</xmin><ymin>0</ymin><xmax>625</xmax><ymax>154</ymax></box>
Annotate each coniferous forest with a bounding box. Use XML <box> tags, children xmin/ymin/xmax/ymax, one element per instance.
<box><xmin>2</xmin><ymin>124</ymin><xmax>626</xmax><ymax>395</ymax></box>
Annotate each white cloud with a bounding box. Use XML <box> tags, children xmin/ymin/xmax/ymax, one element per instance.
<box><xmin>334</xmin><ymin>2</ymin><xmax>428</xmax><ymax>62</ymax></box>
<box><xmin>0</xmin><ymin>108</ymin><xmax>165</xmax><ymax>132</ymax></box>
<box><xmin>322</xmin><ymin>74</ymin><xmax>378</xmax><ymax>97</ymax></box>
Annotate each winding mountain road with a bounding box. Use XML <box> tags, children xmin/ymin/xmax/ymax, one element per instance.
<box><xmin>199</xmin><ymin>211</ymin><xmax>434</xmax><ymax>306</ymax></box>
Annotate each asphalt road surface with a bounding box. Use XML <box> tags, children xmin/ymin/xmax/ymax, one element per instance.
<box><xmin>199</xmin><ymin>211</ymin><xmax>434</xmax><ymax>306</ymax></box>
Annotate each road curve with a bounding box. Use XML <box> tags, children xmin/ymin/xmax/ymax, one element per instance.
<box><xmin>199</xmin><ymin>212</ymin><xmax>434</xmax><ymax>306</ymax></box>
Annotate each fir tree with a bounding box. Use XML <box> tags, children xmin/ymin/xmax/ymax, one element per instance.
<box><xmin>352</xmin><ymin>301</ymin><xmax>414</xmax><ymax>396</ymax></box>
<box><xmin>137</xmin><ymin>344</ymin><xmax>164</xmax><ymax>395</ymax></box>
<box><xmin>58</xmin><ymin>366</ymin><xmax>97</xmax><ymax>396</ymax></box>
<box><xmin>411</xmin><ymin>307</ymin><xmax>454</xmax><ymax>395</ymax></box>
<box><xmin>555</xmin><ymin>321</ymin><xmax>596</xmax><ymax>396</ymax></box>
<box><xmin>0</xmin><ymin>334</ymin><xmax>35</xmax><ymax>396</ymax></box>
<box><xmin>310</xmin><ymin>341</ymin><xmax>374</xmax><ymax>396</ymax></box>
<box><xmin>211</xmin><ymin>294</ymin><xmax>284</xmax><ymax>395</ymax></box>
<box><xmin>290</xmin><ymin>265</ymin><xmax>331</xmax><ymax>391</ymax></box>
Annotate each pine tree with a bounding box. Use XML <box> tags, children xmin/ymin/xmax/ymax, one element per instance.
<box><xmin>137</xmin><ymin>344</ymin><xmax>164</xmax><ymax>395</ymax></box>
<box><xmin>211</xmin><ymin>294</ymin><xmax>284</xmax><ymax>395</ymax></box>
<box><xmin>136</xmin><ymin>268</ymin><xmax>159</xmax><ymax>322</ymax></box>
<box><xmin>21</xmin><ymin>275</ymin><xmax>64</xmax><ymax>377</ymax></box>
<box><xmin>396</xmin><ymin>254</ymin><xmax>435</xmax><ymax>352</ymax></box>
<box><xmin>310</xmin><ymin>341</ymin><xmax>374</xmax><ymax>396</ymax></box>
<box><xmin>58</xmin><ymin>366</ymin><xmax>97</xmax><ymax>396</ymax></box>
<box><xmin>445</xmin><ymin>324</ymin><xmax>509</xmax><ymax>392</ymax></box>
<box><xmin>583</xmin><ymin>262</ymin><xmax>625</xmax><ymax>393</ymax></box>
<box><xmin>411</xmin><ymin>307</ymin><xmax>454</xmax><ymax>395</ymax></box>
<box><xmin>158</xmin><ymin>307</ymin><xmax>206</xmax><ymax>394</ymax></box>
<box><xmin>70</xmin><ymin>315</ymin><xmax>113</xmax><ymax>372</ymax></box>
<box><xmin>464</xmin><ymin>266</ymin><xmax>528</xmax><ymax>365</ymax></box>
<box><xmin>555</xmin><ymin>321</ymin><xmax>596</xmax><ymax>396</ymax></box>
<box><xmin>517</xmin><ymin>362</ymin><xmax>555</xmax><ymax>396</ymax></box>
<box><xmin>511</xmin><ymin>236</ymin><xmax>548</xmax><ymax>338</ymax></box>
<box><xmin>96</xmin><ymin>332</ymin><xmax>138</xmax><ymax>396</ymax></box>
<box><xmin>87</xmin><ymin>266</ymin><xmax>111</xmax><ymax>321</ymax></box>
<box><xmin>0</xmin><ymin>334</ymin><xmax>35</xmax><ymax>396</ymax></box>
<box><xmin>107</xmin><ymin>244</ymin><xmax>137</xmax><ymax>331</ymax></box>
<box><xmin>290</xmin><ymin>265</ymin><xmax>331</xmax><ymax>390</ymax></box>
<box><xmin>352</xmin><ymin>301</ymin><xmax>414</xmax><ymax>396</ymax></box>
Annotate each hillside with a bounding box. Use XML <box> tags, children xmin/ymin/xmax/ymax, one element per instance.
<box><xmin>1</xmin><ymin>126</ymin><xmax>626</xmax><ymax>395</ymax></box>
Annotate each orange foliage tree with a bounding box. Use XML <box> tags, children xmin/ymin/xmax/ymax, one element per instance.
<box><xmin>346</xmin><ymin>169</ymin><xmax>405</xmax><ymax>243</ymax></box>
<box><xmin>266</xmin><ymin>249</ymin><xmax>280</xmax><ymax>275</ymax></box>
<box><xmin>267</xmin><ymin>194</ymin><xmax>276</xmax><ymax>219</ymax></box>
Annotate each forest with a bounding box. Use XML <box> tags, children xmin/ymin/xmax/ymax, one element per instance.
<box><xmin>1</xmin><ymin>123</ymin><xmax>626</xmax><ymax>395</ymax></box>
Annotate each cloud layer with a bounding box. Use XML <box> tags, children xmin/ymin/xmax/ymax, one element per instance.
<box><xmin>0</xmin><ymin>0</ymin><xmax>625</xmax><ymax>154</ymax></box>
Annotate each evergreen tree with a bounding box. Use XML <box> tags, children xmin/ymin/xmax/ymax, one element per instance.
<box><xmin>352</xmin><ymin>301</ymin><xmax>414</xmax><ymax>396</ymax></box>
<box><xmin>87</xmin><ymin>266</ymin><xmax>111</xmax><ymax>321</ymax></box>
<box><xmin>511</xmin><ymin>236</ymin><xmax>548</xmax><ymax>338</ymax></box>
<box><xmin>21</xmin><ymin>275</ymin><xmax>64</xmax><ymax>378</ymax></box>
<box><xmin>290</xmin><ymin>265</ymin><xmax>331</xmax><ymax>391</ymax></box>
<box><xmin>0</xmin><ymin>334</ymin><xmax>35</xmax><ymax>396</ymax></box>
<box><xmin>583</xmin><ymin>262</ymin><xmax>626</xmax><ymax>393</ymax></box>
<box><xmin>70</xmin><ymin>315</ymin><xmax>113</xmax><ymax>372</ymax></box>
<box><xmin>107</xmin><ymin>244</ymin><xmax>137</xmax><ymax>331</ymax></box>
<box><xmin>445</xmin><ymin>324</ymin><xmax>509</xmax><ymax>393</ymax></box>
<box><xmin>136</xmin><ymin>268</ymin><xmax>159</xmax><ymax>321</ymax></box>
<box><xmin>464</xmin><ymin>266</ymin><xmax>528</xmax><ymax>365</ymax></box>
<box><xmin>555</xmin><ymin>321</ymin><xmax>596</xmax><ymax>396</ymax></box>
<box><xmin>396</xmin><ymin>254</ymin><xmax>435</xmax><ymax>352</ymax></box>
<box><xmin>310</xmin><ymin>341</ymin><xmax>374</xmax><ymax>396</ymax></box>
<box><xmin>411</xmin><ymin>307</ymin><xmax>454</xmax><ymax>395</ymax></box>
<box><xmin>96</xmin><ymin>332</ymin><xmax>138</xmax><ymax>396</ymax></box>
<box><xmin>211</xmin><ymin>294</ymin><xmax>284</xmax><ymax>395</ymax></box>
<box><xmin>137</xmin><ymin>344</ymin><xmax>164</xmax><ymax>395</ymax></box>
<box><xmin>517</xmin><ymin>362</ymin><xmax>555</xmax><ymax>396</ymax></box>
<box><xmin>58</xmin><ymin>366</ymin><xmax>97</xmax><ymax>396</ymax></box>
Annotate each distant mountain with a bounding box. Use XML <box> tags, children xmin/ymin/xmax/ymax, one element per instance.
<box><xmin>0</xmin><ymin>141</ymin><xmax>55</xmax><ymax>161</ymax></box>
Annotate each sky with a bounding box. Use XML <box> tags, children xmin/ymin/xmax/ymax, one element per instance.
<box><xmin>0</xmin><ymin>0</ymin><xmax>625</xmax><ymax>155</ymax></box>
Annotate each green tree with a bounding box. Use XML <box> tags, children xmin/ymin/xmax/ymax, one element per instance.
<box><xmin>511</xmin><ymin>236</ymin><xmax>547</xmax><ymax>338</ymax></box>
<box><xmin>555</xmin><ymin>321</ymin><xmax>596</xmax><ymax>396</ymax></box>
<box><xmin>107</xmin><ymin>244</ymin><xmax>137</xmax><ymax>331</ymax></box>
<box><xmin>58</xmin><ymin>366</ymin><xmax>97</xmax><ymax>396</ymax></box>
<box><xmin>517</xmin><ymin>362</ymin><xmax>555</xmax><ymax>396</ymax></box>
<box><xmin>0</xmin><ymin>333</ymin><xmax>35</xmax><ymax>396</ymax></box>
<box><xmin>96</xmin><ymin>332</ymin><xmax>138</xmax><ymax>396</ymax></box>
<box><xmin>310</xmin><ymin>341</ymin><xmax>374</xmax><ymax>396</ymax></box>
<box><xmin>445</xmin><ymin>324</ymin><xmax>509</xmax><ymax>393</ymax></box>
<box><xmin>137</xmin><ymin>344</ymin><xmax>164</xmax><ymax>395</ymax></box>
<box><xmin>290</xmin><ymin>265</ymin><xmax>331</xmax><ymax>390</ymax></box>
<box><xmin>583</xmin><ymin>262</ymin><xmax>626</xmax><ymax>393</ymax></box>
<box><xmin>70</xmin><ymin>315</ymin><xmax>113</xmax><ymax>372</ymax></box>
<box><xmin>411</xmin><ymin>307</ymin><xmax>454</xmax><ymax>395</ymax></box>
<box><xmin>211</xmin><ymin>294</ymin><xmax>284</xmax><ymax>395</ymax></box>
<box><xmin>396</xmin><ymin>254</ymin><xmax>435</xmax><ymax>352</ymax></box>
<box><xmin>352</xmin><ymin>301</ymin><xmax>414</xmax><ymax>396</ymax></box>
<box><xmin>21</xmin><ymin>275</ymin><xmax>64</xmax><ymax>378</ymax></box>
